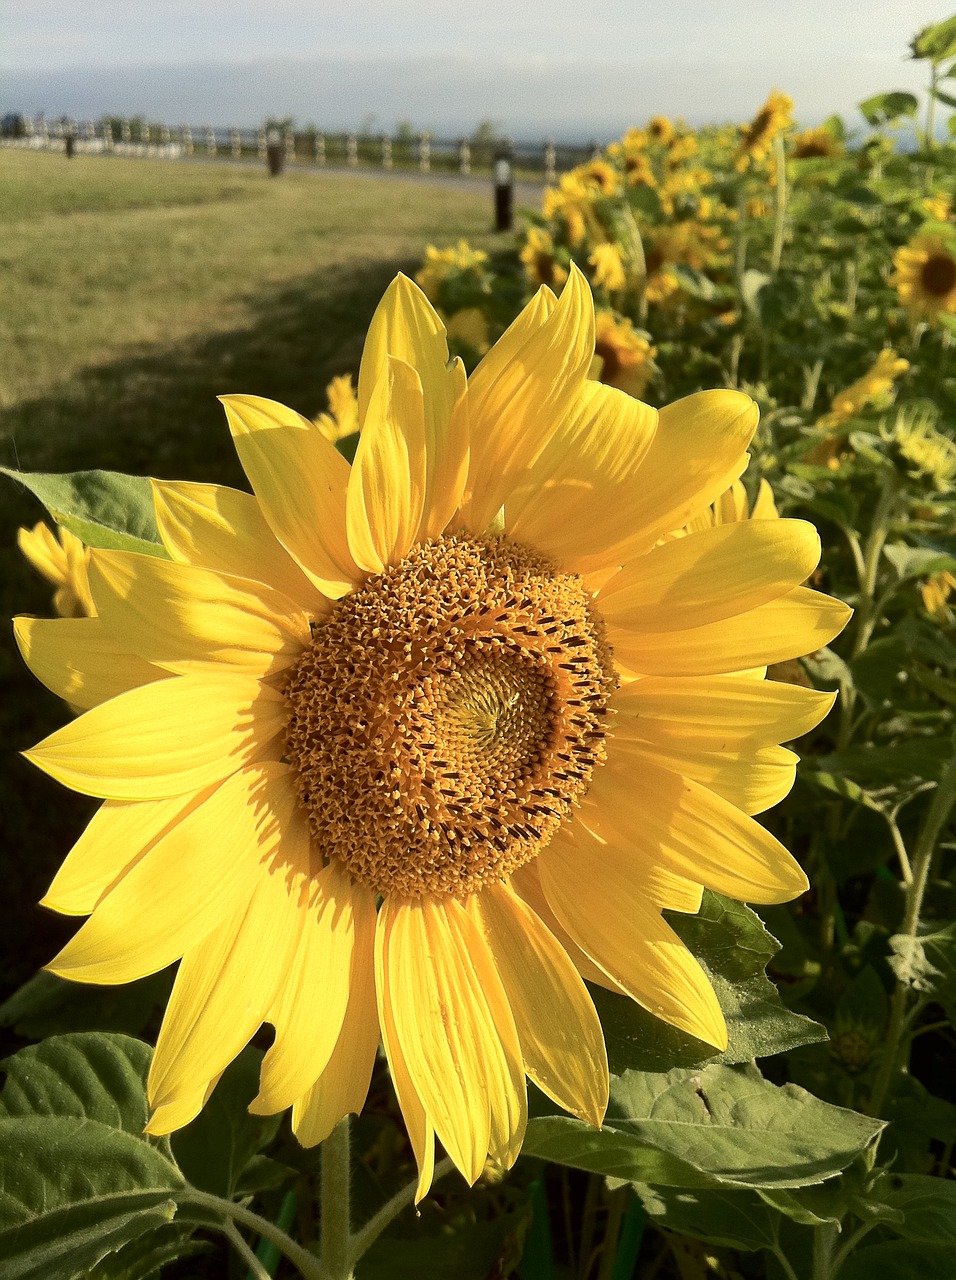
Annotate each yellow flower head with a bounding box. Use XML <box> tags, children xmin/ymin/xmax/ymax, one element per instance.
<box><xmin>574</xmin><ymin>159</ymin><xmax>619</xmax><ymax>197</ymax></box>
<box><xmin>746</xmin><ymin>196</ymin><xmax>773</xmax><ymax>219</ymax></box>
<box><xmin>588</xmin><ymin>242</ymin><xmax>628</xmax><ymax>293</ymax></box>
<box><xmin>892</xmin><ymin>231</ymin><xmax>956</xmax><ymax>322</ymax></box>
<box><xmin>18</xmin><ymin>521</ymin><xmax>95</xmax><ymax>619</ymax></box>
<box><xmin>922</xmin><ymin>193</ymin><xmax>952</xmax><ymax>222</ymax></box>
<box><xmin>444</xmin><ymin>306</ymin><xmax>490</xmax><ymax>355</ymax></box>
<box><xmin>818</xmin><ymin>348</ymin><xmax>910</xmax><ymax>429</ymax></box>
<box><xmin>666</xmin><ymin>133</ymin><xmax>699</xmax><ymax>166</ymax></box>
<box><xmin>887</xmin><ymin>406</ymin><xmax>956</xmax><ymax>491</ymax></box>
<box><xmin>736</xmin><ymin>90</ymin><xmax>793</xmax><ymax>171</ymax></box>
<box><xmin>313</xmin><ymin>374</ymin><xmax>360</xmax><ymax>444</ymax></box>
<box><xmin>17</xmin><ymin>268</ymin><xmax>849</xmax><ymax>1200</ymax></box>
<box><xmin>648</xmin><ymin>116</ymin><xmax>676</xmax><ymax>146</ymax></box>
<box><xmin>591</xmin><ymin>309</ymin><xmax>657</xmax><ymax>397</ymax></box>
<box><xmin>415</xmin><ymin>240</ymin><xmax>489</xmax><ymax>303</ymax></box>
<box><xmin>542</xmin><ymin>174</ymin><xmax>593</xmax><ymax>247</ymax></box>
<box><xmin>791</xmin><ymin>127</ymin><xmax>843</xmax><ymax>160</ymax></box>
<box><xmin>520</xmin><ymin>227</ymin><xmax>570</xmax><ymax>290</ymax></box>
<box><xmin>623</xmin><ymin>152</ymin><xmax>656</xmax><ymax>188</ymax></box>
<box><xmin>921</xmin><ymin>570</ymin><xmax>956</xmax><ymax>625</ymax></box>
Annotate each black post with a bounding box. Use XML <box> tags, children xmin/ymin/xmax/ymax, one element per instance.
<box><xmin>493</xmin><ymin>147</ymin><xmax>513</xmax><ymax>232</ymax></box>
<box><xmin>64</xmin><ymin>133</ymin><xmax>75</xmax><ymax>159</ymax></box>
<box><xmin>265</xmin><ymin>126</ymin><xmax>284</xmax><ymax>177</ymax></box>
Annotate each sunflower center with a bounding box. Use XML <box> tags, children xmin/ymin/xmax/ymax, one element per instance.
<box><xmin>283</xmin><ymin>533</ymin><xmax>616</xmax><ymax>898</ymax></box>
<box><xmin>921</xmin><ymin>253</ymin><xmax>956</xmax><ymax>298</ymax></box>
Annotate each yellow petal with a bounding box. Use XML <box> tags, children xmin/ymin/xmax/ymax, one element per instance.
<box><xmin>88</xmin><ymin>550</ymin><xmax>311</xmax><ymax>677</ymax></box>
<box><xmin>252</xmin><ymin>861</ymin><xmax>369</xmax><ymax>1114</ymax></box>
<box><xmin>346</xmin><ymin>356</ymin><xmax>427</xmax><ymax>572</ymax></box>
<box><xmin>538</xmin><ymin>840</ymin><xmax>727</xmax><ymax>1049</ymax></box>
<box><xmin>42</xmin><ymin>789</ymin><xmax>217</xmax><ymax>915</ymax></box>
<box><xmin>461</xmin><ymin>266</ymin><xmax>594</xmax><ymax>533</ymax></box>
<box><xmin>505</xmin><ymin>382</ymin><xmax>658</xmax><ymax>570</ymax></box>
<box><xmin>220</xmin><ymin>395</ymin><xmax>360</xmax><ymax>598</ymax></box>
<box><xmin>146</xmin><ymin>811</ymin><xmax>310</xmax><ymax>1129</ymax></box>
<box><xmin>599</xmin><ymin>519</ymin><xmax>821</xmax><ymax>631</ymax></box>
<box><xmin>151</xmin><ymin>479</ymin><xmax>327</xmax><ymax>610</ymax></box>
<box><xmin>25</xmin><ymin>672</ymin><xmax>286</xmax><ymax>800</ymax></box>
<box><xmin>600</xmin><ymin>391</ymin><xmax>758</xmax><ymax>562</ymax></box>
<box><xmin>468</xmin><ymin>882</ymin><xmax>608</xmax><ymax>1128</ymax></box>
<box><xmin>357</xmin><ymin>275</ymin><xmax>469</xmax><ymax>540</ymax></box>
<box><xmin>607</xmin><ymin>586</ymin><xmax>852</xmax><ymax>676</ymax></box>
<box><xmin>376</xmin><ymin>896</ymin><xmax>525</xmax><ymax>1185</ymax></box>
<box><xmin>47</xmin><ymin>762</ymin><xmax>302</xmax><ymax>984</ymax></box>
<box><xmin>292</xmin><ymin>885</ymin><xmax>380</xmax><ymax>1147</ymax></box>
<box><xmin>613</xmin><ymin>737</ymin><xmax>799</xmax><ymax>815</ymax></box>
<box><xmin>551</xmin><ymin>820</ymin><xmax>705</xmax><ymax>915</ymax></box>
<box><xmin>14</xmin><ymin>616</ymin><xmax>167</xmax><ymax>711</ymax></box>
<box><xmin>374</xmin><ymin>910</ymin><xmax>436</xmax><ymax>1201</ymax></box>
<box><xmin>581</xmin><ymin>755</ymin><xmax>809</xmax><ymax>904</ymax></box>
<box><xmin>510</xmin><ymin>863</ymin><xmax>623</xmax><ymax>993</ymax></box>
<box><xmin>612</xmin><ymin>676</ymin><xmax>836</xmax><ymax>750</ymax></box>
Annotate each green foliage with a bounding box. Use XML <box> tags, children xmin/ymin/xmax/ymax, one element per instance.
<box><xmin>0</xmin><ymin>467</ymin><xmax>166</xmax><ymax>557</ymax></box>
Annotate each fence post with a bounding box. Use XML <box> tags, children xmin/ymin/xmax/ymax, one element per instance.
<box><xmin>121</xmin><ymin>119</ymin><xmax>131</xmax><ymax>145</ymax></box>
<box><xmin>257</xmin><ymin>128</ymin><xmax>266</xmax><ymax>160</ymax></box>
<box><xmin>419</xmin><ymin>132</ymin><xmax>430</xmax><ymax>172</ymax></box>
<box><xmin>346</xmin><ymin>132</ymin><xmax>358</xmax><ymax>166</ymax></box>
<box><xmin>231</xmin><ymin>128</ymin><xmax>241</xmax><ymax>158</ymax></box>
<box><xmin>494</xmin><ymin>147</ymin><xmax>514</xmax><ymax>232</ymax></box>
<box><xmin>39</xmin><ymin>117</ymin><xmax>49</xmax><ymax>146</ymax></box>
<box><xmin>182</xmin><ymin>125</ymin><xmax>193</xmax><ymax>155</ymax></box>
<box><xmin>284</xmin><ymin>128</ymin><xmax>295</xmax><ymax>164</ymax></box>
<box><xmin>544</xmin><ymin>140</ymin><xmax>557</xmax><ymax>185</ymax></box>
<box><xmin>101</xmin><ymin>119</ymin><xmax>112</xmax><ymax>149</ymax></box>
<box><xmin>84</xmin><ymin>119</ymin><xmax>95</xmax><ymax>142</ymax></box>
<box><xmin>206</xmin><ymin>126</ymin><xmax>216</xmax><ymax>156</ymax></box>
<box><xmin>315</xmin><ymin>132</ymin><xmax>326</xmax><ymax>165</ymax></box>
<box><xmin>160</xmin><ymin>122</ymin><xmax>170</xmax><ymax>147</ymax></box>
<box><xmin>459</xmin><ymin>140</ymin><xmax>471</xmax><ymax>175</ymax></box>
<box><xmin>381</xmin><ymin>135</ymin><xmax>392</xmax><ymax>169</ymax></box>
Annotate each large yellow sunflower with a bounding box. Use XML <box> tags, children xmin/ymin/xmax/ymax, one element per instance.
<box><xmin>892</xmin><ymin>231</ymin><xmax>956</xmax><ymax>323</ymax></box>
<box><xmin>16</xmin><ymin>267</ymin><xmax>849</xmax><ymax>1199</ymax></box>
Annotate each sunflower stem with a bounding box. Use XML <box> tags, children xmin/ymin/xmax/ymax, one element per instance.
<box><xmin>320</xmin><ymin>1117</ymin><xmax>353</xmax><ymax>1280</ymax></box>
<box><xmin>345</xmin><ymin>1156</ymin><xmax>456</xmax><ymax>1270</ymax></box>
<box><xmin>184</xmin><ymin>1190</ymin><xmax>327</xmax><ymax>1280</ymax></box>
<box><xmin>770</xmin><ymin>132</ymin><xmax>788</xmax><ymax>275</ymax></box>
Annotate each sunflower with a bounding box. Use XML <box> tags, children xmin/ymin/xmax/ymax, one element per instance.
<box><xmin>735</xmin><ymin>90</ymin><xmax>793</xmax><ymax>172</ymax></box>
<box><xmin>648</xmin><ymin>116</ymin><xmax>676</xmax><ymax>146</ymax></box>
<box><xmin>18</xmin><ymin>521</ymin><xmax>94</xmax><ymax>619</ymax></box>
<box><xmin>574</xmin><ymin>159</ymin><xmax>619</xmax><ymax>197</ymax></box>
<box><xmin>17</xmin><ymin>267</ymin><xmax>849</xmax><ymax>1199</ymax></box>
<box><xmin>542</xmin><ymin>175</ymin><xmax>593</xmax><ymax>247</ymax></box>
<box><xmin>591</xmin><ymin>309</ymin><xmax>657</xmax><ymax>397</ymax></box>
<box><xmin>520</xmin><ymin>227</ymin><xmax>569</xmax><ymax>290</ymax></box>
<box><xmin>414</xmin><ymin>240</ymin><xmax>489</xmax><ymax>304</ymax></box>
<box><xmin>443</xmin><ymin>307</ymin><xmax>490</xmax><ymax>357</ymax></box>
<box><xmin>313</xmin><ymin>374</ymin><xmax>360</xmax><ymax>445</ymax></box>
<box><xmin>817</xmin><ymin>348</ymin><xmax>909</xmax><ymax>429</ymax></box>
<box><xmin>892</xmin><ymin>231</ymin><xmax>956</xmax><ymax>323</ymax></box>
<box><xmin>791</xmin><ymin>127</ymin><xmax>843</xmax><ymax>160</ymax></box>
<box><xmin>588</xmin><ymin>242</ymin><xmax>628</xmax><ymax>293</ymax></box>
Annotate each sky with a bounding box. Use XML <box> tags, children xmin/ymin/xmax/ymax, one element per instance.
<box><xmin>3</xmin><ymin>1</ymin><xmax>950</xmax><ymax>141</ymax></box>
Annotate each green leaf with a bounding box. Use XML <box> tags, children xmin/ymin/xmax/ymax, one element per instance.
<box><xmin>90</xmin><ymin>1226</ymin><xmax>211</xmax><ymax>1280</ymax></box>
<box><xmin>870</xmin><ymin>1173</ymin><xmax>956</xmax><ymax>1245</ymax></box>
<box><xmin>858</xmin><ymin>92</ymin><xmax>919</xmax><ymax>126</ymax></box>
<box><xmin>912</xmin><ymin>16</ymin><xmax>956</xmax><ymax>62</ymax></box>
<box><xmin>0</xmin><ymin>1034</ymin><xmax>187</xmax><ymax>1280</ymax></box>
<box><xmin>170</xmin><ymin>1048</ymin><xmax>280</xmax><ymax>1198</ymax></box>
<box><xmin>521</xmin><ymin>1062</ymin><xmax>884</xmax><ymax>1190</ymax></box>
<box><xmin>888</xmin><ymin>924</ymin><xmax>956</xmax><ymax>1019</ymax></box>
<box><xmin>0</xmin><ymin>467</ymin><xmax>167</xmax><ymax>558</ymax></box>
<box><xmin>357</xmin><ymin>1211</ymin><xmax>525</xmax><ymax>1280</ymax></box>
<box><xmin>757</xmin><ymin>1184</ymin><xmax>844</xmax><ymax>1227</ymax></box>
<box><xmin>0</xmin><ymin>970</ymin><xmax>171</xmax><ymax>1042</ymax></box>
<box><xmin>632</xmin><ymin>1184</ymin><xmax>783</xmax><ymax>1251</ymax></box>
<box><xmin>931</xmin><ymin>86</ymin><xmax>956</xmax><ymax>109</ymax></box>
<box><xmin>593</xmin><ymin>892</ymin><xmax>825</xmax><ymax>1075</ymax></box>
<box><xmin>883</xmin><ymin>543</ymin><xmax>956</xmax><ymax>582</ymax></box>
<box><xmin>802</xmin><ymin>770</ymin><xmax>887</xmax><ymax>814</ymax></box>
<box><xmin>839</xmin><ymin>1241</ymin><xmax>956</xmax><ymax>1280</ymax></box>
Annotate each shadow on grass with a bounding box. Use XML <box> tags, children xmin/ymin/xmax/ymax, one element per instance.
<box><xmin>0</xmin><ymin>253</ymin><xmax>416</xmax><ymax>1025</ymax></box>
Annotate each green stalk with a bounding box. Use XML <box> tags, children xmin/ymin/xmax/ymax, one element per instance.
<box><xmin>345</xmin><ymin>1157</ymin><xmax>455</xmax><ymax>1270</ymax></box>
<box><xmin>866</xmin><ymin>749</ymin><xmax>956</xmax><ymax>1117</ymax></box>
<box><xmin>926</xmin><ymin>63</ymin><xmax>938</xmax><ymax>155</ymax></box>
<box><xmin>771</xmin><ymin>132</ymin><xmax>788</xmax><ymax>275</ymax></box>
<box><xmin>185</xmin><ymin>1190</ymin><xmax>327</xmax><ymax>1280</ymax></box>
<box><xmin>321</xmin><ymin>1117</ymin><xmax>352</xmax><ymax>1280</ymax></box>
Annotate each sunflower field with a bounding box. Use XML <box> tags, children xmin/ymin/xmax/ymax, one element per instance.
<box><xmin>4</xmin><ymin>13</ymin><xmax>956</xmax><ymax>1280</ymax></box>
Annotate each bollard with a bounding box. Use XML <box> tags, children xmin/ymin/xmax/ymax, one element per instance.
<box><xmin>142</xmin><ymin>122</ymin><xmax>150</xmax><ymax>148</ymax></box>
<box><xmin>346</xmin><ymin>133</ymin><xmax>358</xmax><ymax>166</ymax></box>
<box><xmin>101</xmin><ymin>119</ymin><xmax>112</xmax><ymax>150</ymax></box>
<box><xmin>206</xmin><ymin>126</ymin><xmax>216</xmax><ymax>156</ymax></box>
<box><xmin>493</xmin><ymin>149</ymin><xmax>514</xmax><ymax>232</ymax></box>
<box><xmin>284</xmin><ymin>128</ymin><xmax>295</xmax><ymax>164</ymax></box>
<box><xmin>64</xmin><ymin>132</ymin><xmax>75</xmax><ymax>159</ymax></box>
<box><xmin>381</xmin><ymin>135</ymin><xmax>392</xmax><ymax>169</ymax></box>
<box><xmin>182</xmin><ymin>125</ymin><xmax>193</xmax><ymax>155</ymax></box>
<box><xmin>266</xmin><ymin>127</ymin><xmax>284</xmax><ymax>176</ymax></box>
<box><xmin>459</xmin><ymin>140</ymin><xmax>471</xmax><ymax>175</ymax></box>
<box><xmin>419</xmin><ymin>132</ymin><xmax>430</xmax><ymax>173</ymax></box>
<box><xmin>314</xmin><ymin>132</ymin><xmax>326</xmax><ymax>165</ymax></box>
<box><xmin>84</xmin><ymin>120</ymin><xmax>95</xmax><ymax>142</ymax></box>
<box><xmin>160</xmin><ymin>123</ymin><xmax>170</xmax><ymax>146</ymax></box>
<box><xmin>231</xmin><ymin>128</ymin><xmax>241</xmax><ymax>158</ymax></box>
<box><xmin>121</xmin><ymin>118</ymin><xmax>131</xmax><ymax>144</ymax></box>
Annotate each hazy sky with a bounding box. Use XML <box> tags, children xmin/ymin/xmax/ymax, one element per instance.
<box><xmin>3</xmin><ymin>1</ymin><xmax>949</xmax><ymax>140</ymax></box>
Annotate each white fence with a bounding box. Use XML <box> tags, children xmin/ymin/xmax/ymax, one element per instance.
<box><xmin>1</xmin><ymin>116</ymin><xmax>605</xmax><ymax>182</ymax></box>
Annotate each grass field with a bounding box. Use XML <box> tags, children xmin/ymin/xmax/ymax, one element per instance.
<box><xmin>0</xmin><ymin>149</ymin><xmax>498</xmax><ymax>1001</ymax></box>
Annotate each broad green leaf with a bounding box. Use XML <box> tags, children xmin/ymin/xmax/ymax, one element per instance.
<box><xmin>858</xmin><ymin>92</ymin><xmax>919</xmax><ymax>126</ymax></box>
<box><xmin>1</xmin><ymin>467</ymin><xmax>167</xmax><ymax>558</ymax></box>
<box><xmin>90</xmin><ymin>1226</ymin><xmax>211</xmax><ymax>1280</ymax></box>
<box><xmin>888</xmin><ymin>925</ymin><xmax>956</xmax><ymax>1020</ymax></box>
<box><xmin>593</xmin><ymin>893</ymin><xmax>824</xmax><ymax>1074</ymax></box>
<box><xmin>802</xmin><ymin>646</ymin><xmax>854</xmax><ymax>695</ymax></box>
<box><xmin>170</xmin><ymin>1048</ymin><xmax>280</xmax><ymax>1198</ymax></box>
<box><xmin>633</xmin><ymin>1184</ymin><xmax>783</xmax><ymax>1251</ymax></box>
<box><xmin>0</xmin><ymin>971</ymin><xmax>171</xmax><ymax>1042</ymax></box>
<box><xmin>758</xmin><ymin>1184</ymin><xmax>843</xmax><ymax>1227</ymax></box>
<box><xmin>871</xmin><ymin>1173</ymin><xmax>956</xmax><ymax>1245</ymax></box>
<box><xmin>0</xmin><ymin>1034</ymin><xmax>190</xmax><ymax>1280</ymax></box>
<box><xmin>882</xmin><ymin>543</ymin><xmax>956</xmax><ymax>583</ymax></box>
<box><xmin>839</xmin><ymin>1241</ymin><xmax>956</xmax><ymax>1280</ymax></box>
<box><xmin>912</xmin><ymin>16</ymin><xmax>956</xmax><ymax>62</ymax></box>
<box><xmin>802</xmin><ymin>770</ymin><xmax>886</xmax><ymax>814</ymax></box>
<box><xmin>521</xmin><ymin>1062</ymin><xmax>884</xmax><ymax>1190</ymax></box>
<box><xmin>811</xmin><ymin>739</ymin><xmax>951</xmax><ymax>788</ymax></box>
